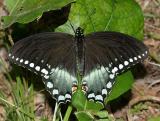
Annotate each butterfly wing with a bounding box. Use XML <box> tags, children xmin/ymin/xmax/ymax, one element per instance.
<box><xmin>83</xmin><ymin>32</ymin><xmax>148</xmax><ymax>103</ymax></box>
<box><xmin>9</xmin><ymin>32</ymin><xmax>77</xmax><ymax>104</ymax></box>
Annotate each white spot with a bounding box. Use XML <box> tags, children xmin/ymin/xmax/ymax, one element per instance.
<box><xmin>138</xmin><ymin>55</ymin><xmax>141</xmax><ymax>59</ymax></box>
<box><xmin>129</xmin><ymin>58</ymin><xmax>133</xmax><ymax>62</ymax></box>
<box><xmin>119</xmin><ymin>64</ymin><xmax>123</xmax><ymax>69</ymax></box>
<box><xmin>95</xmin><ymin>95</ymin><xmax>103</xmax><ymax>101</ymax></box>
<box><xmin>41</xmin><ymin>68</ymin><xmax>48</xmax><ymax>75</ymax></box>
<box><xmin>109</xmin><ymin>63</ymin><xmax>112</xmax><ymax>67</ymax></box>
<box><xmin>29</xmin><ymin>63</ymin><xmax>34</xmax><ymax>68</ymax></box>
<box><xmin>112</xmin><ymin>67</ymin><xmax>118</xmax><ymax>73</ymax></box>
<box><xmin>20</xmin><ymin>59</ymin><xmax>23</xmax><ymax>63</ymax></box>
<box><xmin>11</xmin><ymin>56</ymin><xmax>14</xmax><ymax>59</ymax></box>
<box><xmin>35</xmin><ymin>66</ymin><xmax>40</xmax><ymax>71</ymax></box>
<box><xmin>109</xmin><ymin>74</ymin><xmax>114</xmax><ymax>79</ymax></box>
<box><xmin>24</xmin><ymin>60</ymin><xmax>29</xmax><ymax>64</ymax></box>
<box><xmin>41</xmin><ymin>60</ymin><xmax>44</xmax><ymax>63</ymax></box>
<box><xmin>72</xmin><ymin>82</ymin><xmax>77</xmax><ymax>85</ymax></box>
<box><xmin>145</xmin><ymin>51</ymin><xmax>148</xmax><ymax>54</ymax></box>
<box><xmin>58</xmin><ymin>95</ymin><xmax>65</xmax><ymax>101</ymax></box>
<box><xmin>53</xmin><ymin>89</ymin><xmax>58</xmax><ymax>95</ymax></box>
<box><xmin>47</xmin><ymin>82</ymin><xmax>53</xmax><ymax>88</ymax></box>
<box><xmin>115</xmin><ymin>58</ymin><xmax>118</xmax><ymax>61</ymax></box>
<box><xmin>82</xmin><ymin>81</ymin><xmax>87</xmax><ymax>85</ymax></box>
<box><xmin>16</xmin><ymin>58</ymin><xmax>19</xmax><ymax>61</ymax></box>
<box><xmin>102</xmin><ymin>89</ymin><xmax>107</xmax><ymax>95</ymax></box>
<box><xmin>88</xmin><ymin>93</ymin><xmax>95</xmax><ymax>99</ymax></box>
<box><xmin>65</xmin><ymin>94</ymin><xmax>71</xmax><ymax>99</ymax></box>
<box><xmin>9</xmin><ymin>53</ymin><xmax>11</xmax><ymax>57</ymax></box>
<box><xmin>46</xmin><ymin>64</ymin><xmax>51</xmax><ymax>68</ymax></box>
<box><xmin>44</xmin><ymin>75</ymin><xmax>49</xmax><ymax>79</ymax></box>
<box><xmin>124</xmin><ymin>61</ymin><xmax>129</xmax><ymax>66</ymax></box>
<box><xmin>106</xmin><ymin>81</ymin><xmax>112</xmax><ymax>88</ymax></box>
<box><xmin>142</xmin><ymin>54</ymin><xmax>145</xmax><ymax>56</ymax></box>
<box><xmin>134</xmin><ymin>57</ymin><xmax>137</xmax><ymax>60</ymax></box>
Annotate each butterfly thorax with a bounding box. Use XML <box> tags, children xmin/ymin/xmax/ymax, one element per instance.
<box><xmin>75</xmin><ymin>27</ymin><xmax>85</xmax><ymax>77</ymax></box>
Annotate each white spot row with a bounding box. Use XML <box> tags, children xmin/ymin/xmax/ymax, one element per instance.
<box><xmin>11</xmin><ymin>55</ymin><xmax>50</xmax><ymax>79</ymax></box>
<box><xmin>51</xmin><ymin>87</ymin><xmax>72</xmax><ymax>101</ymax></box>
<box><xmin>88</xmin><ymin>88</ymin><xmax>108</xmax><ymax>102</ymax></box>
<box><xmin>52</xmin><ymin>88</ymin><xmax>72</xmax><ymax>102</ymax></box>
<box><xmin>88</xmin><ymin>93</ymin><xmax>103</xmax><ymax>102</ymax></box>
<box><xmin>110</xmin><ymin>50</ymin><xmax>148</xmax><ymax>76</ymax></box>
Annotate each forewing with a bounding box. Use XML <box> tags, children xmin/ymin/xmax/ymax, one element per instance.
<box><xmin>83</xmin><ymin>32</ymin><xmax>148</xmax><ymax>103</ymax></box>
<box><xmin>9</xmin><ymin>32</ymin><xmax>77</xmax><ymax>104</ymax></box>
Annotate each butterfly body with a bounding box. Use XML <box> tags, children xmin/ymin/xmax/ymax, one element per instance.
<box><xmin>75</xmin><ymin>27</ymin><xmax>85</xmax><ymax>77</ymax></box>
<box><xmin>9</xmin><ymin>27</ymin><xmax>148</xmax><ymax>104</ymax></box>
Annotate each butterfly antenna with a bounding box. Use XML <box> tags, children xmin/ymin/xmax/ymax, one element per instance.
<box><xmin>69</xmin><ymin>20</ymin><xmax>76</xmax><ymax>34</ymax></box>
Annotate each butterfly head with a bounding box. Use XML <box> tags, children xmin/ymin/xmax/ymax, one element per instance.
<box><xmin>75</xmin><ymin>27</ymin><xmax>84</xmax><ymax>37</ymax></box>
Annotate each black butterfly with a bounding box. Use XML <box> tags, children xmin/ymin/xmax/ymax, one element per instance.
<box><xmin>9</xmin><ymin>27</ymin><xmax>148</xmax><ymax>104</ymax></box>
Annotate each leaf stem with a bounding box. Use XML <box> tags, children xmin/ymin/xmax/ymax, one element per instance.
<box><xmin>63</xmin><ymin>105</ymin><xmax>73</xmax><ymax>121</ymax></box>
<box><xmin>53</xmin><ymin>102</ymin><xmax>59</xmax><ymax>121</ymax></box>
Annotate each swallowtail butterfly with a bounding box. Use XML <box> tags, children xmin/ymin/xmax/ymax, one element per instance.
<box><xmin>9</xmin><ymin>27</ymin><xmax>148</xmax><ymax>104</ymax></box>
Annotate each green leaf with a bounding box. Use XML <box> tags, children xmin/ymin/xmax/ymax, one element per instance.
<box><xmin>85</xmin><ymin>101</ymin><xmax>103</xmax><ymax>111</ymax></box>
<box><xmin>94</xmin><ymin>111</ymin><xmax>114</xmax><ymax>121</ymax></box>
<box><xmin>75</xmin><ymin>110</ymin><xmax>114</xmax><ymax>121</ymax></box>
<box><xmin>106</xmin><ymin>71</ymin><xmax>134</xmax><ymax>103</ymax></box>
<box><xmin>72</xmin><ymin>89</ymin><xmax>103</xmax><ymax>111</ymax></box>
<box><xmin>56</xmin><ymin>0</ymin><xmax>144</xmax><ymax>39</ymax></box>
<box><xmin>72</xmin><ymin>89</ymin><xmax>87</xmax><ymax>111</ymax></box>
<box><xmin>95</xmin><ymin>111</ymin><xmax>109</xmax><ymax>119</ymax></box>
<box><xmin>2</xmin><ymin>0</ymin><xmax>74</xmax><ymax>28</ymax></box>
<box><xmin>75</xmin><ymin>111</ymin><xmax>94</xmax><ymax>121</ymax></box>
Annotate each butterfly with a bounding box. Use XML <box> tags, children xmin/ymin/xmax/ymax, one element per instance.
<box><xmin>8</xmin><ymin>27</ymin><xmax>148</xmax><ymax>104</ymax></box>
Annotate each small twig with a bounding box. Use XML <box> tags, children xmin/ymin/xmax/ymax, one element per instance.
<box><xmin>7</xmin><ymin>33</ymin><xmax>14</xmax><ymax>46</ymax></box>
<box><xmin>153</xmin><ymin>0</ymin><xmax>160</xmax><ymax>6</ymax></box>
<box><xmin>148</xmin><ymin>79</ymin><xmax>160</xmax><ymax>88</ymax></box>
<box><xmin>147</xmin><ymin>61</ymin><xmax>160</xmax><ymax>67</ymax></box>
<box><xmin>142</xmin><ymin>0</ymin><xmax>151</xmax><ymax>10</ymax></box>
